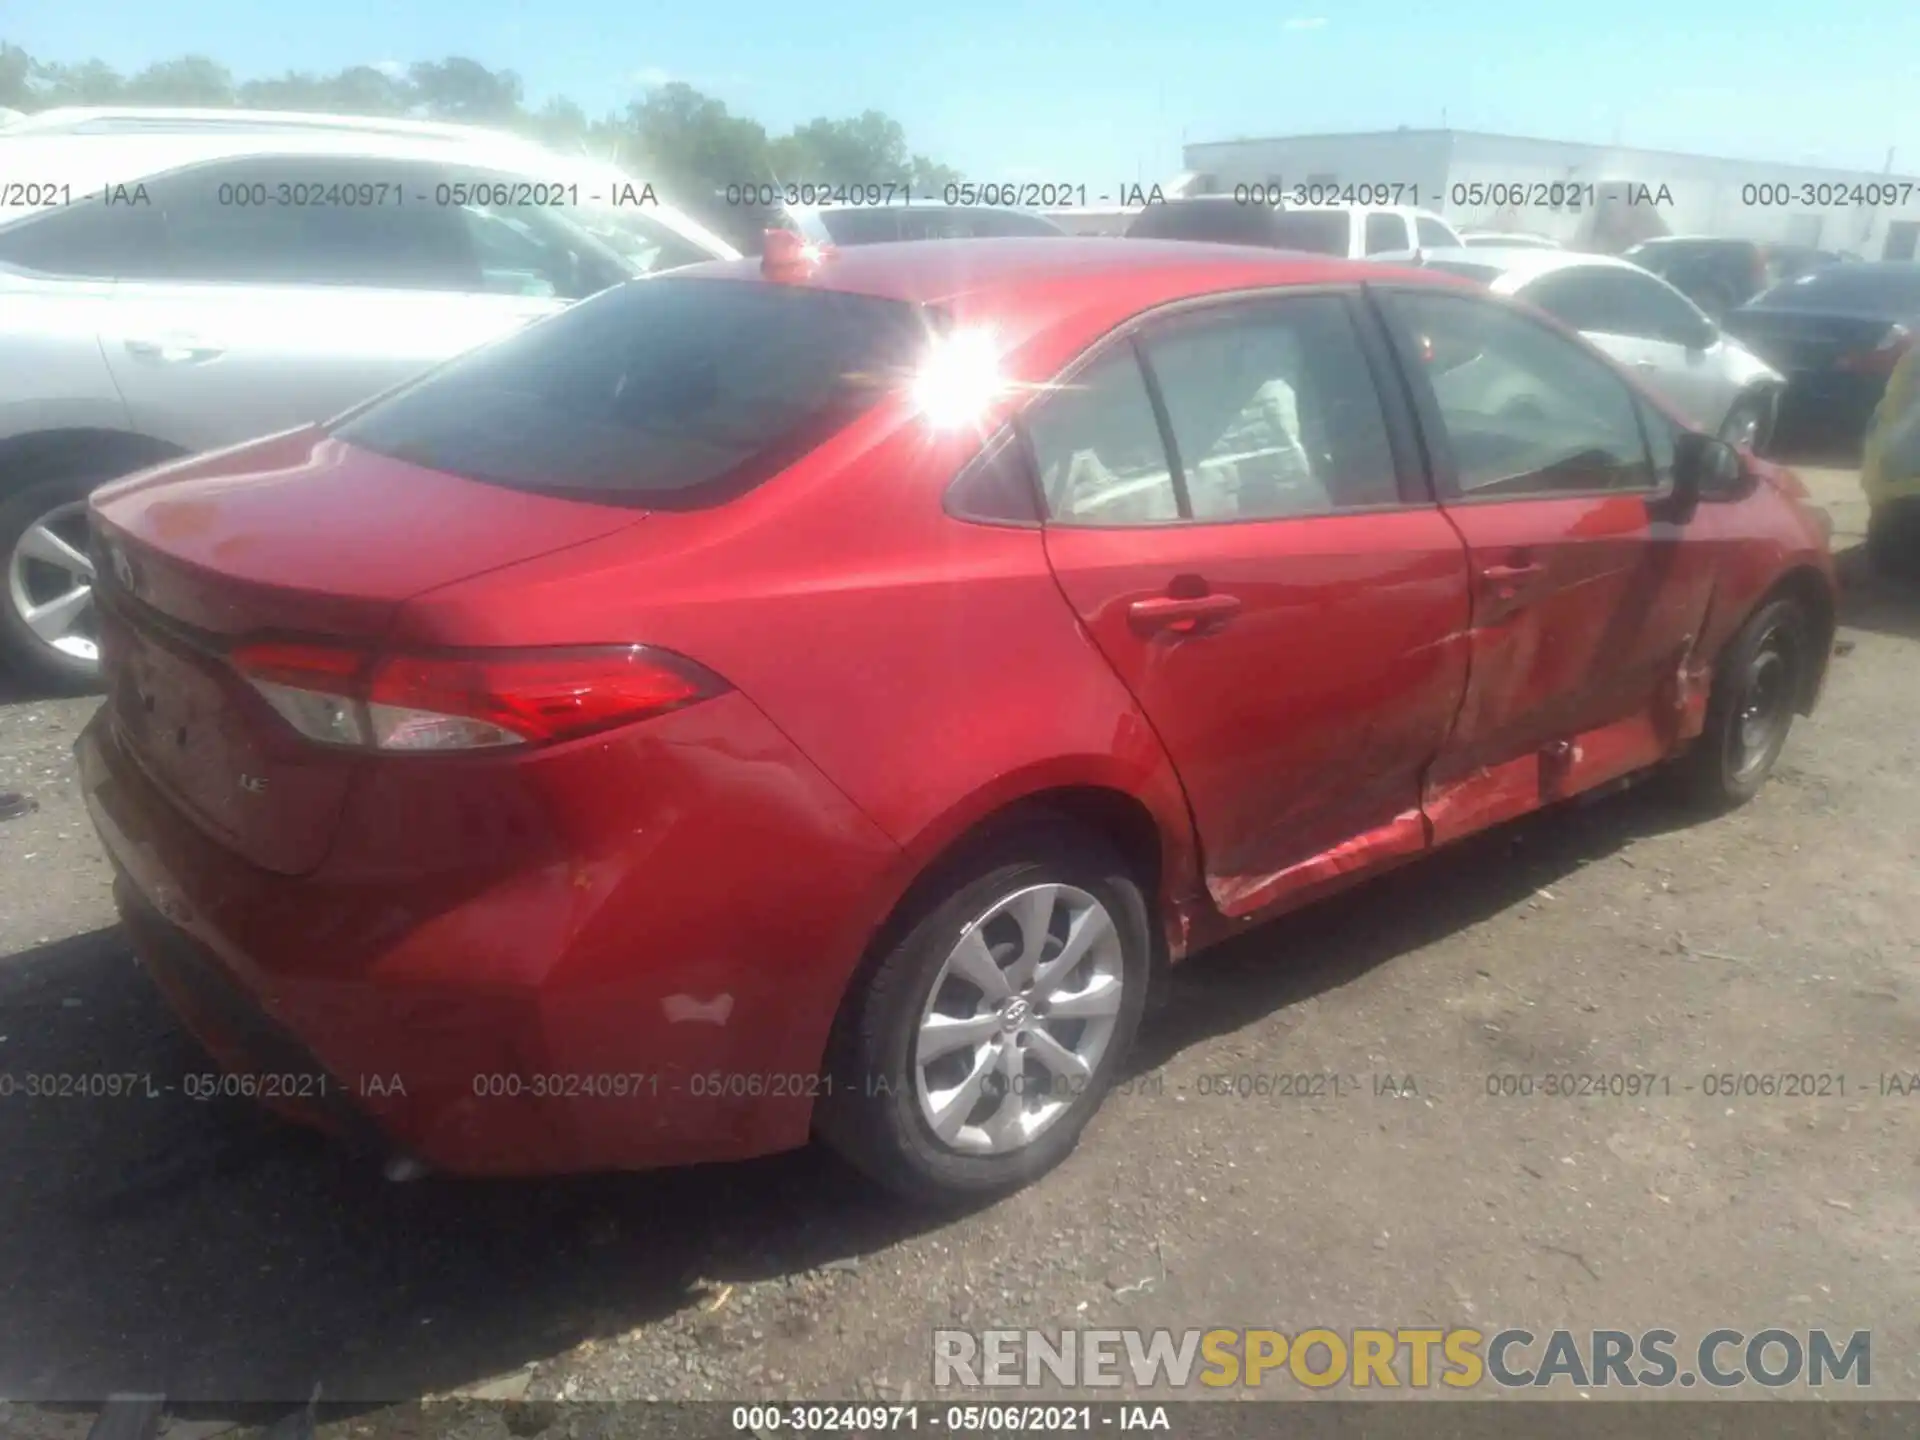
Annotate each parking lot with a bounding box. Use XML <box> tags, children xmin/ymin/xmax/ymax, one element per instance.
<box><xmin>0</xmin><ymin>464</ymin><xmax>1915</xmax><ymax>1432</ymax></box>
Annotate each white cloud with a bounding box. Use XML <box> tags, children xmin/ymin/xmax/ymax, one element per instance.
<box><xmin>632</xmin><ymin>66</ymin><xmax>673</xmax><ymax>88</ymax></box>
<box><xmin>1284</xmin><ymin>16</ymin><xmax>1329</xmax><ymax>28</ymax></box>
<box><xmin>369</xmin><ymin>59</ymin><xmax>407</xmax><ymax>79</ymax></box>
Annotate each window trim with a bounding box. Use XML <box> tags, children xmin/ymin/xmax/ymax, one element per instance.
<box><xmin>1365</xmin><ymin>281</ymin><xmax>1673</xmax><ymax>508</ymax></box>
<box><xmin>1002</xmin><ymin>283</ymin><xmax>1436</xmax><ymax>532</ymax></box>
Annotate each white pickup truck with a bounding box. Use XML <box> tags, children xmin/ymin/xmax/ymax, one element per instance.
<box><xmin>1125</xmin><ymin>197</ymin><xmax>1463</xmax><ymax>257</ymax></box>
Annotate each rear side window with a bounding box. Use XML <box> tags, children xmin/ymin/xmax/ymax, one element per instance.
<box><xmin>0</xmin><ymin>201</ymin><xmax>162</xmax><ymax>278</ymax></box>
<box><xmin>336</xmin><ymin>277</ymin><xmax>935</xmax><ymax>508</ymax></box>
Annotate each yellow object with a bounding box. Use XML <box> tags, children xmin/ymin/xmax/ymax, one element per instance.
<box><xmin>1862</xmin><ymin>345</ymin><xmax>1920</xmax><ymax>510</ymax></box>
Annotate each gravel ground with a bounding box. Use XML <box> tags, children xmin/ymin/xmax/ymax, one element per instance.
<box><xmin>0</xmin><ymin>466</ymin><xmax>1914</xmax><ymax>1438</ymax></box>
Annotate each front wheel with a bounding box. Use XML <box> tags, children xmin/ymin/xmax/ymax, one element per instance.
<box><xmin>1670</xmin><ymin>596</ymin><xmax>1811</xmax><ymax>811</ymax></box>
<box><xmin>815</xmin><ymin>823</ymin><xmax>1151</xmax><ymax>1206</ymax></box>
<box><xmin>1718</xmin><ymin>392</ymin><xmax>1773</xmax><ymax>454</ymax></box>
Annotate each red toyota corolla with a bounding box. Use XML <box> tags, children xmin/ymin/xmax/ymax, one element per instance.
<box><xmin>77</xmin><ymin>236</ymin><xmax>1837</xmax><ymax>1204</ymax></box>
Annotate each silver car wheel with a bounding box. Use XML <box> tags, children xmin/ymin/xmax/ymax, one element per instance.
<box><xmin>913</xmin><ymin>882</ymin><xmax>1126</xmax><ymax>1156</ymax></box>
<box><xmin>1720</xmin><ymin>401</ymin><xmax>1765</xmax><ymax>451</ymax></box>
<box><xmin>6</xmin><ymin>499</ymin><xmax>98</xmax><ymax>665</ymax></box>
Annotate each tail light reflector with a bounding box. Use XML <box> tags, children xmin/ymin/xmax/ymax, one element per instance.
<box><xmin>1836</xmin><ymin>323</ymin><xmax>1914</xmax><ymax>375</ymax></box>
<box><xmin>229</xmin><ymin>641</ymin><xmax>727</xmax><ymax>752</ymax></box>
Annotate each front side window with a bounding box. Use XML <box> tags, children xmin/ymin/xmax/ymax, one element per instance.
<box><xmin>1140</xmin><ymin>295</ymin><xmax>1401</xmax><ymax>519</ymax></box>
<box><xmin>1415</xmin><ymin>216</ymin><xmax>1456</xmax><ymax>248</ymax></box>
<box><xmin>336</xmin><ymin>277</ymin><xmax>933</xmax><ymax>507</ymax></box>
<box><xmin>0</xmin><ymin>200</ymin><xmax>160</xmax><ymax>278</ymax></box>
<box><xmin>1024</xmin><ymin>348</ymin><xmax>1180</xmax><ymax>525</ymax></box>
<box><xmin>1384</xmin><ymin>289</ymin><xmax>1655</xmax><ymax>499</ymax></box>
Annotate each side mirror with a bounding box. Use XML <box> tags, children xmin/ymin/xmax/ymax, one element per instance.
<box><xmin>1690</xmin><ymin>317</ymin><xmax>1719</xmax><ymax>351</ymax></box>
<box><xmin>1659</xmin><ymin>433</ymin><xmax>1742</xmax><ymax>524</ymax></box>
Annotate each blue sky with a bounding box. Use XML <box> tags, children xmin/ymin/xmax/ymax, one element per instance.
<box><xmin>7</xmin><ymin>0</ymin><xmax>1919</xmax><ymax>183</ymax></box>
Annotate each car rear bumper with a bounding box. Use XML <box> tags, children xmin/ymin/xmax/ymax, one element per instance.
<box><xmin>76</xmin><ymin>693</ymin><xmax>905</xmax><ymax>1177</ymax></box>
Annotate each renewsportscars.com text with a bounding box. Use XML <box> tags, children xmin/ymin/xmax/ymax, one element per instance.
<box><xmin>932</xmin><ymin>1327</ymin><xmax>1871</xmax><ymax>1391</ymax></box>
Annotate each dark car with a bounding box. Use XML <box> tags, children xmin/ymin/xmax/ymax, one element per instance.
<box><xmin>1623</xmin><ymin>237</ymin><xmax>1849</xmax><ymax>319</ymax></box>
<box><xmin>1720</xmin><ymin>262</ymin><xmax>1920</xmax><ymax>443</ymax></box>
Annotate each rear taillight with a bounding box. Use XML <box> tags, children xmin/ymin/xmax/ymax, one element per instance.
<box><xmin>1836</xmin><ymin>324</ymin><xmax>1915</xmax><ymax>376</ymax></box>
<box><xmin>229</xmin><ymin>641</ymin><xmax>727</xmax><ymax>752</ymax></box>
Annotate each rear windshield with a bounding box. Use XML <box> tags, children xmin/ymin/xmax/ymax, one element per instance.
<box><xmin>335</xmin><ymin>277</ymin><xmax>935</xmax><ymax>508</ymax></box>
<box><xmin>1747</xmin><ymin>264</ymin><xmax>1920</xmax><ymax>313</ymax></box>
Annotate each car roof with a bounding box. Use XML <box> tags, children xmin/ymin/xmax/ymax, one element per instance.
<box><xmin>0</xmin><ymin>105</ymin><xmax>519</xmax><ymax>143</ymax></box>
<box><xmin>0</xmin><ymin>122</ymin><xmax>741</xmax><ymax>258</ymax></box>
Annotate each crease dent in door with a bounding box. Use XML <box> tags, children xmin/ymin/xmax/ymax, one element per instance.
<box><xmin>1209</xmin><ymin>805</ymin><xmax>1429</xmax><ymax>919</ymax></box>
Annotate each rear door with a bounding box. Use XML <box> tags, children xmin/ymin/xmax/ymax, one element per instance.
<box><xmin>1373</xmin><ymin>284</ymin><xmax>1715</xmax><ymax>841</ymax></box>
<box><xmin>1033</xmin><ymin>289</ymin><xmax>1472</xmax><ymax>914</ymax></box>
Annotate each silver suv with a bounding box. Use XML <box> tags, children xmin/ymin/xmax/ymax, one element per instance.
<box><xmin>0</xmin><ymin>108</ymin><xmax>739</xmax><ymax>686</ymax></box>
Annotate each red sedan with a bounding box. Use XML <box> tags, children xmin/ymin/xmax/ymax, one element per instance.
<box><xmin>77</xmin><ymin>236</ymin><xmax>1837</xmax><ymax>1204</ymax></box>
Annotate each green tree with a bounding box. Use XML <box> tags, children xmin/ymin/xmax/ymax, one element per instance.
<box><xmin>623</xmin><ymin>81</ymin><xmax>770</xmax><ymax>193</ymax></box>
<box><xmin>0</xmin><ymin>40</ymin><xmax>961</xmax><ymax>192</ymax></box>
<box><xmin>407</xmin><ymin>56</ymin><xmax>522</xmax><ymax>123</ymax></box>
<box><xmin>121</xmin><ymin>55</ymin><xmax>235</xmax><ymax>106</ymax></box>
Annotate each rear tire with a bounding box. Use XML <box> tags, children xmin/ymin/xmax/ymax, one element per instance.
<box><xmin>1670</xmin><ymin>596</ymin><xmax>1810</xmax><ymax>812</ymax></box>
<box><xmin>1718</xmin><ymin>393</ymin><xmax>1772</xmax><ymax>454</ymax></box>
<box><xmin>0</xmin><ymin>475</ymin><xmax>105</xmax><ymax>693</ymax></box>
<box><xmin>815</xmin><ymin>821</ymin><xmax>1151</xmax><ymax>1207</ymax></box>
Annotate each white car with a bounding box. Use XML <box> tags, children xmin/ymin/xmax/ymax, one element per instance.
<box><xmin>1125</xmin><ymin>198</ymin><xmax>1462</xmax><ymax>258</ymax></box>
<box><xmin>1460</xmin><ymin>230</ymin><xmax>1562</xmax><ymax>250</ymax></box>
<box><xmin>1377</xmin><ymin>245</ymin><xmax>1784</xmax><ymax>450</ymax></box>
<box><xmin>0</xmin><ymin>108</ymin><xmax>739</xmax><ymax>686</ymax></box>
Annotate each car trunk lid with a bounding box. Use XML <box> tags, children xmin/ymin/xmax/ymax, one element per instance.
<box><xmin>89</xmin><ymin>427</ymin><xmax>644</xmax><ymax>875</ymax></box>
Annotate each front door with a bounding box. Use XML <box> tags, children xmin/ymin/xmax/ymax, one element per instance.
<box><xmin>1032</xmin><ymin>290</ymin><xmax>1473</xmax><ymax>915</ymax></box>
<box><xmin>1372</xmin><ymin>284</ymin><xmax>1717</xmax><ymax>842</ymax></box>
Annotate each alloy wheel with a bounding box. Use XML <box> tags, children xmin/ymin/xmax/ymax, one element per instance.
<box><xmin>6</xmin><ymin>499</ymin><xmax>98</xmax><ymax>667</ymax></box>
<box><xmin>1729</xmin><ymin>623</ymin><xmax>1795</xmax><ymax>782</ymax></box>
<box><xmin>913</xmin><ymin>882</ymin><xmax>1126</xmax><ymax>1156</ymax></box>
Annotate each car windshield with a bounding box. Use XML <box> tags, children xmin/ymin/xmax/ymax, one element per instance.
<box><xmin>1747</xmin><ymin>264</ymin><xmax>1920</xmax><ymax>313</ymax></box>
<box><xmin>336</xmin><ymin>277</ymin><xmax>937</xmax><ymax>506</ymax></box>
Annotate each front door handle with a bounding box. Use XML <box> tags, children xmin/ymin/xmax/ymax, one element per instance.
<box><xmin>1480</xmin><ymin>561</ymin><xmax>1546</xmax><ymax>602</ymax></box>
<box><xmin>125</xmin><ymin>337</ymin><xmax>226</xmax><ymax>365</ymax></box>
<box><xmin>1127</xmin><ymin>592</ymin><xmax>1243</xmax><ymax>635</ymax></box>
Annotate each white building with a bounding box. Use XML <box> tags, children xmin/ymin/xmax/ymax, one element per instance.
<box><xmin>1181</xmin><ymin>129</ymin><xmax>1920</xmax><ymax>259</ymax></box>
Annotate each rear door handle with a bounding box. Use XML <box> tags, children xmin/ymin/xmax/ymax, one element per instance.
<box><xmin>1480</xmin><ymin>561</ymin><xmax>1546</xmax><ymax>602</ymax></box>
<box><xmin>1127</xmin><ymin>593</ymin><xmax>1243</xmax><ymax>635</ymax></box>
